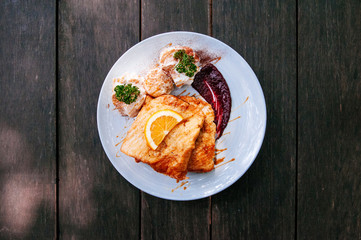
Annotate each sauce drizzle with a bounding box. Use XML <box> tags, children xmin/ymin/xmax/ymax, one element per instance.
<box><xmin>215</xmin><ymin>158</ymin><xmax>235</xmax><ymax>168</ymax></box>
<box><xmin>215</xmin><ymin>148</ymin><xmax>227</xmax><ymax>154</ymax></box>
<box><xmin>229</xmin><ymin>116</ymin><xmax>241</xmax><ymax>123</ymax></box>
<box><xmin>215</xmin><ymin>157</ymin><xmax>225</xmax><ymax>165</ymax></box>
<box><xmin>171</xmin><ymin>181</ymin><xmax>189</xmax><ymax>192</ymax></box>
<box><xmin>232</xmin><ymin>96</ymin><xmax>250</xmax><ymax>112</ymax></box>
<box><xmin>116</xmin><ymin>150</ymin><xmax>122</xmax><ymax>157</ymax></box>
<box><xmin>178</xmin><ymin>89</ymin><xmax>188</xmax><ymax>96</ymax></box>
<box><xmin>243</xmin><ymin>96</ymin><xmax>249</xmax><ymax>104</ymax></box>
<box><xmin>210</xmin><ymin>56</ymin><xmax>221</xmax><ymax>64</ymax></box>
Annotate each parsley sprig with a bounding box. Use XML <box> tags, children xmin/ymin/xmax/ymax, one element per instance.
<box><xmin>114</xmin><ymin>84</ymin><xmax>140</xmax><ymax>104</ymax></box>
<box><xmin>174</xmin><ymin>50</ymin><xmax>197</xmax><ymax>77</ymax></box>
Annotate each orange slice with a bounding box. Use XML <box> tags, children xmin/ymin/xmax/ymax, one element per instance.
<box><xmin>144</xmin><ymin>109</ymin><xmax>183</xmax><ymax>150</ymax></box>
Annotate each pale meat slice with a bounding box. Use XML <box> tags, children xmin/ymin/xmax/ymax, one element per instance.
<box><xmin>143</xmin><ymin>67</ymin><xmax>174</xmax><ymax>97</ymax></box>
<box><xmin>179</xmin><ymin>96</ymin><xmax>216</xmax><ymax>172</ymax></box>
<box><xmin>159</xmin><ymin>46</ymin><xmax>200</xmax><ymax>87</ymax></box>
<box><xmin>120</xmin><ymin>95</ymin><xmax>205</xmax><ymax>180</ymax></box>
<box><xmin>112</xmin><ymin>73</ymin><xmax>146</xmax><ymax>117</ymax></box>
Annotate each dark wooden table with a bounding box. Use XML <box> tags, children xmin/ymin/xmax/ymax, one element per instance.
<box><xmin>1</xmin><ymin>0</ymin><xmax>360</xmax><ymax>239</ymax></box>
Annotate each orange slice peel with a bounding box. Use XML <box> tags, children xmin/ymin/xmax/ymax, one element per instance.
<box><xmin>144</xmin><ymin>109</ymin><xmax>183</xmax><ymax>150</ymax></box>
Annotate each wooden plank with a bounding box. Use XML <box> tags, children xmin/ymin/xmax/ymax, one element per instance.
<box><xmin>141</xmin><ymin>0</ymin><xmax>209</xmax><ymax>39</ymax></box>
<box><xmin>0</xmin><ymin>1</ymin><xmax>56</xmax><ymax>239</ymax></box>
<box><xmin>298</xmin><ymin>1</ymin><xmax>361</xmax><ymax>238</ymax></box>
<box><xmin>141</xmin><ymin>1</ymin><xmax>210</xmax><ymax>239</ymax></box>
<box><xmin>58</xmin><ymin>1</ymin><xmax>140</xmax><ymax>239</ymax></box>
<box><xmin>212</xmin><ymin>0</ymin><xmax>296</xmax><ymax>239</ymax></box>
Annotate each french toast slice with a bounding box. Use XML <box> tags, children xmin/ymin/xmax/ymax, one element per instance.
<box><xmin>121</xmin><ymin>95</ymin><xmax>204</xmax><ymax>180</ymax></box>
<box><xmin>179</xmin><ymin>96</ymin><xmax>216</xmax><ymax>172</ymax></box>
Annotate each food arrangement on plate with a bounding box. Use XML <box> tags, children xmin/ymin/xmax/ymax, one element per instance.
<box><xmin>112</xmin><ymin>45</ymin><xmax>232</xmax><ymax>180</ymax></box>
<box><xmin>97</xmin><ymin>32</ymin><xmax>267</xmax><ymax>200</ymax></box>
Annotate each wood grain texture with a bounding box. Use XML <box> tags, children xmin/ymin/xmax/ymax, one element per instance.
<box><xmin>58</xmin><ymin>0</ymin><xmax>140</xmax><ymax>239</ymax></box>
<box><xmin>298</xmin><ymin>1</ymin><xmax>361</xmax><ymax>239</ymax></box>
<box><xmin>141</xmin><ymin>1</ymin><xmax>210</xmax><ymax>240</ymax></box>
<box><xmin>212</xmin><ymin>0</ymin><xmax>296</xmax><ymax>239</ymax></box>
<box><xmin>141</xmin><ymin>197</ymin><xmax>210</xmax><ymax>240</ymax></box>
<box><xmin>141</xmin><ymin>0</ymin><xmax>209</xmax><ymax>39</ymax></box>
<box><xmin>0</xmin><ymin>1</ymin><xmax>56</xmax><ymax>239</ymax></box>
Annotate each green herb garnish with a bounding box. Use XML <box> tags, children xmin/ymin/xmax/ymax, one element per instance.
<box><xmin>114</xmin><ymin>84</ymin><xmax>140</xmax><ymax>104</ymax></box>
<box><xmin>173</xmin><ymin>50</ymin><xmax>197</xmax><ymax>77</ymax></box>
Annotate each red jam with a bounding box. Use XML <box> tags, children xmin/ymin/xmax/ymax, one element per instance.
<box><xmin>192</xmin><ymin>64</ymin><xmax>232</xmax><ymax>139</ymax></box>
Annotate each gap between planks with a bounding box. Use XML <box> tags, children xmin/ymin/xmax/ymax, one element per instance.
<box><xmin>55</xmin><ymin>0</ymin><xmax>60</xmax><ymax>239</ymax></box>
<box><xmin>295</xmin><ymin>0</ymin><xmax>299</xmax><ymax>239</ymax></box>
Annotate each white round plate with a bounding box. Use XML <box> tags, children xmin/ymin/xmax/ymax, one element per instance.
<box><xmin>97</xmin><ymin>31</ymin><xmax>266</xmax><ymax>201</ymax></box>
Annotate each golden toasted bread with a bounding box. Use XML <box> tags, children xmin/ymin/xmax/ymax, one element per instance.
<box><xmin>121</xmin><ymin>95</ymin><xmax>204</xmax><ymax>180</ymax></box>
<box><xmin>179</xmin><ymin>96</ymin><xmax>216</xmax><ymax>172</ymax></box>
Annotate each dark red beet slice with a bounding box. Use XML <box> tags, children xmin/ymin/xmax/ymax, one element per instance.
<box><xmin>192</xmin><ymin>63</ymin><xmax>232</xmax><ymax>139</ymax></box>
